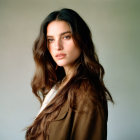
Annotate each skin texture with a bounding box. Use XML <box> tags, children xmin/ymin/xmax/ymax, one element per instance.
<box><xmin>47</xmin><ymin>20</ymin><xmax>81</xmax><ymax>77</ymax></box>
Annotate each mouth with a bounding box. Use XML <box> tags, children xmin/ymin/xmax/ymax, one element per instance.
<box><xmin>55</xmin><ymin>53</ymin><xmax>66</xmax><ymax>59</ymax></box>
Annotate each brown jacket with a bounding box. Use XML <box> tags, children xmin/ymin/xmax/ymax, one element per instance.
<box><xmin>37</xmin><ymin>85</ymin><xmax>108</xmax><ymax>140</ymax></box>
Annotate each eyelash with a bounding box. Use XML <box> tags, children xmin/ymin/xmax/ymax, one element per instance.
<box><xmin>47</xmin><ymin>39</ymin><xmax>54</xmax><ymax>43</ymax></box>
<box><xmin>63</xmin><ymin>35</ymin><xmax>71</xmax><ymax>39</ymax></box>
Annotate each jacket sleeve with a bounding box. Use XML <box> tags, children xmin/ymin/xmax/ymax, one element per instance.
<box><xmin>70</xmin><ymin>89</ymin><xmax>107</xmax><ymax>140</ymax></box>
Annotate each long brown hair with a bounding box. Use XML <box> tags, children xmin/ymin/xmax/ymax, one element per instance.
<box><xmin>25</xmin><ymin>8</ymin><xmax>113</xmax><ymax>140</ymax></box>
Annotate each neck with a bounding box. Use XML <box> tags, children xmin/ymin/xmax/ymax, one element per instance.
<box><xmin>64</xmin><ymin>65</ymin><xmax>75</xmax><ymax>80</ymax></box>
<box><xmin>58</xmin><ymin>65</ymin><xmax>74</xmax><ymax>89</ymax></box>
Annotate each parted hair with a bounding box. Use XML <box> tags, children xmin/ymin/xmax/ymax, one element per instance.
<box><xmin>25</xmin><ymin>8</ymin><xmax>113</xmax><ymax>140</ymax></box>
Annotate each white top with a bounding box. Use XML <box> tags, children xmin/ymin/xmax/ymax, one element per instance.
<box><xmin>37</xmin><ymin>85</ymin><xmax>58</xmax><ymax>116</ymax></box>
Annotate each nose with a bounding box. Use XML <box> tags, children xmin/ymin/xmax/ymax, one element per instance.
<box><xmin>55</xmin><ymin>39</ymin><xmax>63</xmax><ymax>50</ymax></box>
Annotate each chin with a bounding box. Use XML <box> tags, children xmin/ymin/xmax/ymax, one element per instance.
<box><xmin>56</xmin><ymin>62</ymin><xmax>69</xmax><ymax>67</ymax></box>
<box><xmin>56</xmin><ymin>62</ymin><xmax>65</xmax><ymax>67</ymax></box>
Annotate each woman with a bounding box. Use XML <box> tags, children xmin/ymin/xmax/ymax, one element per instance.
<box><xmin>25</xmin><ymin>8</ymin><xmax>113</xmax><ymax>140</ymax></box>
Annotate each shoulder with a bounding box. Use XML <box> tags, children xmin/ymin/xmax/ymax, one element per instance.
<box><xmin>74</xmin><ymin>78</ymin><xmax>99</xmax><ymax>102</ymax></box>
<box><xmin>68</xmin><ymin>78</ymin><xmax>102</xmax><ymax>113</ymax></box>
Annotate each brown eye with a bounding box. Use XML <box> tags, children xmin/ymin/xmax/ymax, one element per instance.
<box><xmin>63</xmin><ymin>35</ymin><xmax>71</xmax><ymax>40</ymax></box>
<box><xmin>47</xmin><ymin>39</ymin><xmax>54</xmax><ymax>43</ymax></box>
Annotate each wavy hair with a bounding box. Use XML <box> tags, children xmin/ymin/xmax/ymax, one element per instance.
<box><xmin>25</xmin><ymin>8</ymin><xmax>113</xmax><ymax>140</ymax></box>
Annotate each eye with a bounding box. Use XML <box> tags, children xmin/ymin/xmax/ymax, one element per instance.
<box><xmin>47</xmin><ymin>38</ymin><xmax>54</xmax><ymax>43</ymax></box>
<box><xmin>63</xmin><ymin>35</ymin><xmax>71</xmax><ymax>40</ymax></box>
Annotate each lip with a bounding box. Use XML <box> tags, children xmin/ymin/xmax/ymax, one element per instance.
<box><xmin>55</xmin><ymin>53</ymin><xmax>66</xmax><ymax>59</ymax></box>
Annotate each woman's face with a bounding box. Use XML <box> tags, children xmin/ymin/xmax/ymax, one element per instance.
<box><xmin>46</xmin><ymin>20</ymin><xmax>81</xmax><ymax>70</ymax></box>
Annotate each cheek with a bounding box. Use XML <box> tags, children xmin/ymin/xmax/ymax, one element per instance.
<box><xmin>68</xmin><ymin>47</ymin><xmax>81</xmax><ymax>59</ymax></box>
<box><xmin>75</xmin><ymin>48</ymin><xmax>81</xmax><ymax>58</ymax></box>
<box><xmin>48</xmin><ymin>47</ymin><xmax>54</xmax><ymax>58</ymax></box>
<box><xmin>68</xmin><ymin>43</ymin><xmax>81</xmax><ymax>55</ymax></box>
<box><xmin>48</xmin><ymin>46</ymin><xmax>53</xmax><ymax>54</ymax></box>
<box><xmin>66</xmin><ymin>41</ymin><xmax>80</xmax><ymax>52</ymax></box>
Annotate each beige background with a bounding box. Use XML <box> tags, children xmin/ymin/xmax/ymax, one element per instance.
<box><xmin>0</xmin><ymin>0</ymin><xmax>140</xmax><ymax>139</ymax></box>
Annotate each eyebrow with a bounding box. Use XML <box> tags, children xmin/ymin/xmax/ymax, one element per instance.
<box><xmin>47</xmin><ymin>31</ymin><xmax>72</xmax><ymax>38</ymax></box>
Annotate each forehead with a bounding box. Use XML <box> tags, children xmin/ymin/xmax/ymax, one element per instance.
<box><xmin>47</xmin><ymin>20</ymin><xmax>71</xmax><ymax>36</ymax></box>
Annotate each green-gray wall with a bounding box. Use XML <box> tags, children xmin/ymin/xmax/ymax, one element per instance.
<box><xmin>0</xmin><ymin>0</ymin><xmax>140</xmax><ymax>139</ymax></box>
